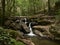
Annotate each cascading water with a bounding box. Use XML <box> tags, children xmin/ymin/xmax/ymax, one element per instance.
<box><xmin>24</xmin><ymin>18</ymin><xmax>27</xmax><ymax>24</ymax></box>
<box><xmin>27</xmin><ymin>23</ymin><xmax>36</xmax><ymax>36</ymax></box>
<box><xmin>24</xmin><ymin>18</ymin><xmax>45</xmax><ymax>37</ymax></box>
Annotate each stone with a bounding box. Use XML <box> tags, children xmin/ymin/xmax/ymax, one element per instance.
<box><xmin>21</xmin><ymin>22</ymin><xmax>30</xmax><ymax>33</ymax></box>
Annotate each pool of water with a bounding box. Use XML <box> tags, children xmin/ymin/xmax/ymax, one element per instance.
<box><xmin>31</xmin><ymin>37</ymin><xmax>60</xmax><ymax>45</ymax></box>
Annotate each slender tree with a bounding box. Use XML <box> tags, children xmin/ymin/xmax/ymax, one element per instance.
<box><xmin>1</xmin><ymin>0</ymin><xmax>5</xmax><ymax>26</ymax></box>
<box><xmin>48</xmin><ymin>0</ymin><xmax>51</xmax><ymax>15</ymax></box>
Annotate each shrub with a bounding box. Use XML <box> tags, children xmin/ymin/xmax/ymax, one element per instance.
<box><xmin>0</xmin><ymin>27</ymin><xmax>25</xmax><ymax>45</ymax></box>
<box><xmin>0</xmin><ymin>27</ymin><xmax>14</xmax><ymax>45</ymax></box>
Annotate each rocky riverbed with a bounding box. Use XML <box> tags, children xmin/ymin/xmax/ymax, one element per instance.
<box><xmin>4</xmin><ymin>15</ymin><xmax>60</xmax><ymax>45</ymax></box>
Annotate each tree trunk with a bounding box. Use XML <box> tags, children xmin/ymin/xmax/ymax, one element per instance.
<box><xmin>1</xmin><ymin>0</ymin><xmax>5</xmax><ymax>26</ymax></box>
<box><xmin>48</xmin><ymin>0</ymin><xmax>51</xmax><ymax>15</ymax></box>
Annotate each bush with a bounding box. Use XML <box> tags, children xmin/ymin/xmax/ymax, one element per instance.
<box><xmin>0</xmin><ymin>27</ymin><xmax>25</xmax><ymax>45</ymax></box>
<box><xmin>0</xmin><ymin>27</ymin><xmax>14</xmax><ymax>45</ymax></box>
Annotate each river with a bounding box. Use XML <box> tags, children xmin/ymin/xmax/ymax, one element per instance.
<box><xmin>31</xmin><ymin>37</ymin><xmax>60</xmax><ymax>45</ymax></box>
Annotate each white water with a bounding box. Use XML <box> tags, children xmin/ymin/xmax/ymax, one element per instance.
<box><xmin>24</xmin><ymin>18</ymin><xmax>27</xmax><ymax>24</ymax></box>
<box><xmin>27</xmin><ymin>23</ymin><xmax>36</xmax><ymax>36</ymax></box>
<box><xmin>24</xmin><ymin>18</ymin><xmax>45</xmax><ymax>37</ymax></box>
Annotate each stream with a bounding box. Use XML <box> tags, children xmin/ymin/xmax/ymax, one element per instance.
<box><xmin>24</xmin><ymin>18</ymin><xmax>60</xmax><ymax>45</ymax></box>
<box><xmin>24</xmin><ymin>18</ymin><xmax>36</xmax><ymax>36</ymax></box>
<box><xmin>27</xmin><ymin>22</ymin><xmax>36</xmax><ymax>36</ymax></box>
<box><xmin>31</xmin><ymin>37</ymin><xmax>60</xmax><ymax>45</ymax></box>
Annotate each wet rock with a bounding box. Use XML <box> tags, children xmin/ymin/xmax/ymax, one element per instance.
<box><xmin>34</xmin><ymin>30</ymin><xmax>43</xmax><ymax>37</ymax></box>
<box><xmin>15</xmin><ymin>20</ymin><xmax>20</xmax><ymax>23</ymax></box>
<box><xmin>20</xmin><ymin>38</ymin><xmax>35</xmax><ymax>45</ymax></box>
<box><xmin>9</xmin><ymin>23</ymin><xmax>16</xmax><ymax>29</ymax></box>
<box><xmin>21</xmin><ymin>22</ymin><xmax>30</xmax><ymax>33</ymax></box>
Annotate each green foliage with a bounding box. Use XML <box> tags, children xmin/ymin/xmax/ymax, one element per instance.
<box><xmin>11</xmin><ymin>39</ymin><xmax>25</xmax><ymax>45</ymax></box>
<box><xmin>6</xmin><ymin>30</ymin><xmax>19</xmax><ymax>39</ymax></box>
<box><xmin>55</xmin><ymin>9</ymin><xmax>60</xmax><ymax>20</ymax></box>
<box><xmin>54</xmin><ymin>0</ymin><xmax>60</xmax><ymax>20</ymax></box>
<box><xmin>0</xmin><ymin>27</ymin><xmax>14</xmax><ymax>45</ymax></box>
<box><xmin>16</xmin><ymin>0</ymin><xmax>47</xmax><ymax>16</ymax></box>
<box><xmin>14</xmin><ymin>0</ymin><xmax>58</xmax><ymax>16</ymax></box>
<box><xmin>0</xmin><ymin>27</ymin><xmax>25</xmax><ymax>45</ymax></box>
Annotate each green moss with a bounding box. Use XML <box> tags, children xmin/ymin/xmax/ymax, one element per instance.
<box><xmin>11</xmin><ymin>38</ymin><xmax>25</xmax><ymax>45</ymax></box>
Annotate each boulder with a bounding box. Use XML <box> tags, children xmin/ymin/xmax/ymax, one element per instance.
<box><xmin>4</xmin><ymin>20</ymin><xmax>13</xmax><ymax>26</ymax></box>
<box><xmin>21</xmin><ymin>22</ymin><xmax>30</xmax><ymax>33</ymax></box>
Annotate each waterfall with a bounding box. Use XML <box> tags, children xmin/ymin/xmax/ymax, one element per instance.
<box><xmin>27</xmin><ymin>23</ymin><xmax>36</xmax><ymax>36</ymax></box>
<box><xmin>24</xmin><ymin>18</ymin><xmax>47</xmax><ymax>37</ymax></box>
<box><xmin>24</xmin><ymin>18</ymin><xmax>27</xmax><ymax>24</ymax></box>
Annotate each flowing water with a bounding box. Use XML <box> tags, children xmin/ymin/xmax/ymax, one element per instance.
<box><xmin>27</xmin><ymin>23</ymin><xmax>36</xmax><ymax>36</ymax></box>
<box><xmin>24</xmin><ymin>18</ymin><xmax>36</xmax><ymax>36</ymax></box>
<box><xmin>24</xmin><ymin>18</ymin><xmax>60</xmax><ymax>45</ymax></box>
<box><xmin>31</xmin><ymin>37</ymin><xmax>60</xmax><ymax>45</ymax></box>
<box><xmin>24</xmin><ymin>18</ymin><xmax>27</xmax><ymax>24</ymax></box>
<box><xmin>27</xmin><ymin>23</ymin><xmax>60</xmax><ymax>45</ymax></box>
